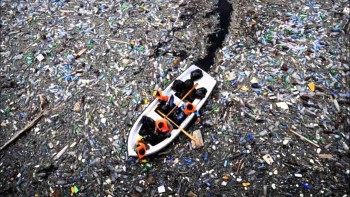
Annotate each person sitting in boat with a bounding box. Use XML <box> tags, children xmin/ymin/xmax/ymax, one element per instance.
<box><xmin>135</xmin><ymin>137</ymin><xmax>148</xmax><ymax>160</ymax></box>
<box><xmin>155</xmin><ymin>119</ymin><xmax>173</xmax><ymax>138</ymax></box>
<box><xmin>139</xmin><ymin>116</ymin><xmax>160</xmax><ymax>144</ymax></box>
<box><xmin>154</xmin><ymin>88</ymin><xmax>175</xmax><ymax>111</ymax></box>
<box><xmin>174</xmin><ymin>102</ymin><xmax>201</xmax><ymax>124</ymax></box>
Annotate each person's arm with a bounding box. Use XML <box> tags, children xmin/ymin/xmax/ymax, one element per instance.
<box><xmin>167</xmin><ymin>122</ymin><xmax>173</xmax><ymax>131</ymax></box>
<box><xmin>181</xmin><ymin>103</ymin><xmax>185</xmax><ymax>110</ymax></box>
<box><xmin>194</xmin><ymin>110</ymin><xmax>201</xmax><ymax>121</ymax></box>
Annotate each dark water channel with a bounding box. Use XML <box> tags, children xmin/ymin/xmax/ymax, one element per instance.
<box><xmin>195</xmin><ymin>0</ymin><xmax>233</xmax><ymax>72</ymax></box>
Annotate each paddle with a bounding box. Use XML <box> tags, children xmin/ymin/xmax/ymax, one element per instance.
<box><xmin>166</xmin><ymin>83</ymin><xmax>198</xmax><ymax>116</ymax></box>
<box><xmin>157</xmin><ymin>110</ymin><xmax>200</xmax><ymax>145</ymax></box>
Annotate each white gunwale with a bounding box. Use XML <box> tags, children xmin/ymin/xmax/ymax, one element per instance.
<box><xmin>127</xmin><ymin>65</ymin><xmax>216</xmax><ymax>157</ymax></box>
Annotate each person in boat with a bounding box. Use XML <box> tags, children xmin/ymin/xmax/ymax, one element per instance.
<box><xmin>173</xmin><ymin>102</ymin><xmax>201</xmax><ymax>124</ymax></box>
<box><xmin>139</xmin><ymin>116</ymin><xmax>171</xmax><ymax>145</ymax></box>
<box><xmin>154</xmin><ymin>88</ymin><xmax>175</xmax><ymax>112</ymax></box>
<box><xmin>155</xmin><ymin>118</ymin><xmax>173</xmax><ymax>138</ymax></box>
<box><xmin>135</xmin><ymin>137</ymin><xmax>148</xmax><ymax>160</ymax></box>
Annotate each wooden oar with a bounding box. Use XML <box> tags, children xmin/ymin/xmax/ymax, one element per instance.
<box><xmin>157</xmin><ymin>110</ymin><xmax>200</xmax><ymax>145</ymax></box>
<box><xmin>166</xmin><ymin>83</ymin><xmax>198</xmax><ymax>116</ymax></box>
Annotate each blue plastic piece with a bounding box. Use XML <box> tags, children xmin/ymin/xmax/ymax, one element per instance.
<box><xmin>205</xmin><ymin>181</ymin><xmax>211</xmax><ymax>187</ymax></box>
<box><xmin>302</xmin><ymin>183</ymin><xmax>311</xmax><ymax>190</ymax></box>
<box><xmin>183</xmin><ymin>158</ymin><xmax>193</xmax><ymax>164</ymax></box>
<box><xmin>247</xmin><ymin>133</ymin><xmax>254</xmax><ymax>141</ymax></box>
<box><xmin>204</xmin><ymin>151</ymin><xmax>209</xmax><ymax>162</ymax></box>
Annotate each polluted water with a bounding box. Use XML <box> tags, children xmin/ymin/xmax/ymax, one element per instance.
<box><xmin>0</xmin><ymin>0</ymin><xmax>349</xmax><ymax>196</ymax></box>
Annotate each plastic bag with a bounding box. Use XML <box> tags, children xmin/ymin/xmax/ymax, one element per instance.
<box><xmin>190</xmin><ymin>69</ymin><xmax>203</xmax><ymax>81</ymax></box>
<box><xmin>183</xmin><ymin>79</ymin><xmax>194</xmax><ymax>92</ymax></box>
<box><xmin>195</xmin><ymin>87</ymin><xmax>207</xmax><ymax>99</ymax></box>
<box><xmin>188</xmin><ymin>91</ymin><xmax>197</xmax><ymax>102</ymax></box>
<box><xmin>139</xmin><ymin>116</ymin><xmax>155</xmax><ymax>136</ymax></box>
<box><xmin>143</xmin><ymin>134</ymin><xmax>165</xmax><ymax>146</ymax></box>
<box><xmin>171</xmin><ymin>80</ymin><xmax>185</xmax><ymax>92</ymax></box>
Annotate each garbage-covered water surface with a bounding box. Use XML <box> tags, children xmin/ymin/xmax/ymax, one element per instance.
<box><xmin>195</xmin><ymin>0</ymin><xmax>233</xmax><ymax>72</ymax></box>
<box><xmin>0</xmin><ymin>0</ymin><xmax>349</xmax><ymax>196</ymax></box>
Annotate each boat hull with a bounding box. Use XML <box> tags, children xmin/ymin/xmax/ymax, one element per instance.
<box><xmin>127</xmin><ymin>65</ymin><xmax>216</xmax><ymax>157</ymax></box>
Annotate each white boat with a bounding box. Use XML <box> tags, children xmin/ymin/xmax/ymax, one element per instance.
<box><xmin>127</xmin><ymin>65</ymin><xmax>216</xmax><ymax>157</ymax></box>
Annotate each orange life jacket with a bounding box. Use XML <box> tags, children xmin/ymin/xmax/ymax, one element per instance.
<box><xmin>155</xmin><ymin>119</ymin><xmax>171</xmax><ymax>133</ymax></box>
<box><xmin>183</xmin><ymin>103</ymin><xmax>196</xmax><ymax>115</ymax></box>
<box><xmin>156</xmin><ymin>89</ymin><xmax>169</xmax><ymax>102</ymax></box>
<box><xmin>136</xmin><ymin>141</ymin><xmax>147</xmax><ymax>160</ymax></box>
